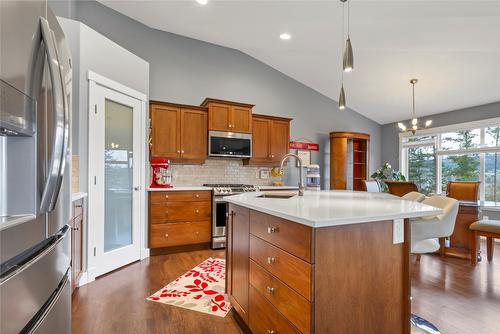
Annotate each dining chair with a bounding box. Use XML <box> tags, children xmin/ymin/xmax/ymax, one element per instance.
<box><xmin>446</xmin><ymin>181</ymin><xmax>480</xmax><ymax>202</ymax></box>
<box><xmin>384</xmin><ymin>181</ymin><xmax>419</xmax><ymax>197</ymax></box>
<box><xmin>362</xmin><ymin>180</ymin><xmax>381</xmax><ymax>192</ymax></box>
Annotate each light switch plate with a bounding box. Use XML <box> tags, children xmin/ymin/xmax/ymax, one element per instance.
<box><xmin>393</xmin><ymin>219</ymin><xmax>404</xmax><ymax>244</ymax></box>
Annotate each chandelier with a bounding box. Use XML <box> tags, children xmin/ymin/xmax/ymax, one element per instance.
<box><xmin>398</xmin><ymin>79</ymin><xmax>432</xmax><ymax>134</ymax></box>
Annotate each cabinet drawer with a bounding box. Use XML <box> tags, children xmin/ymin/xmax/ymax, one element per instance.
<box><xmin>150</xmin><ymin>191</ymin><xmax>211</xmax><ymax>203</ymax></box>
<box><xmin>249</xmin><ymin>286</ymin><xmax>300</xmax><ymax>334</ymax></box>
<box><xmin>250</xmin><ymin>260</ymin><xmax>311</xmax><ymax>334</ymax></box>
<box><xmin>150</xmin><ymin>201</ymin><xmax>211</xmax><ymax>223</ymax></box>
<box><xmin>150</xmin><ymin>221</ymin><xmax>210</xmax><ymax>248</ymax></box>
<box><xmin>250</xmin><ymin>235</ymin><xmax>312</xmax><ymax>301</ymax></box>
<box><xmin>250</xmin><ymin>210</ymin><xmax>312</xmax><ymax>263</ymax></box>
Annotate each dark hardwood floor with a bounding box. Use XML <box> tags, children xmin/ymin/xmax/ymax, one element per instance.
<box><xmin>73</xmin><ymin>242</ymin><xmax>500</xmax><ymax>334</ymax></box>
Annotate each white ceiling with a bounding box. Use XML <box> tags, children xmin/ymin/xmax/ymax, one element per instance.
<box><xmin>97</xmin><ymin>0</ymin><xmax>500</xmax><ymax>124</ymax></box>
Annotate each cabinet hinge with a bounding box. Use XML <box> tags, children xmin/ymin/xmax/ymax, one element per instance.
<box><xmin>94</xmin><ymin>176</ymin><xmax>97</xmax><ymax>185</ymax></box>
<box><xmin>94</xmin><ymin>247</ymin><xmax>96</xmax><ymax>256</ymax></box>
<box><xmin>94</xmin><ymin>104</ymin><xmax>97</xmax><ymax>114</ymax></box>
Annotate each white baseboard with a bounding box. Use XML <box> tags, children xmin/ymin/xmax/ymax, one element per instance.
<box><xmin>140</xmin><ymin>248</ymin><xmax>150</xmax><ymax>260</ymax></box>
<box><xmin>77</xmin><ymin>270</ymin><xmax>95</xmax><ymax>287</ymax></box>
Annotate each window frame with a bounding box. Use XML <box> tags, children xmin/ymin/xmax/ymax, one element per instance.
<box><xmin>399</xmin><ymin>116</ymin><xmax>500</xmax><ymax>200</ymax></box>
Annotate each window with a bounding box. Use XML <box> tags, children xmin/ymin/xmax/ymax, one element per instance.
<box><xmin>400</xmin><ymin>119</ymin><xmax>500</xmax><ymax>200</ymax></box>
<box><xmin>408</xmin><ymin>146</ymin><xmax>436</xmax><ymax>195</ymax></box>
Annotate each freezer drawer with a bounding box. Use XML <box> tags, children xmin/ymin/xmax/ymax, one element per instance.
<box><xmin>24</xmin><ymin>270</ymin><xmax>71</xmax><ymax>334</ymax></box>
<box><xmin>0</xmin><ymin>225</ymin><xmax>70</xmax><ymax>334</ymax></box>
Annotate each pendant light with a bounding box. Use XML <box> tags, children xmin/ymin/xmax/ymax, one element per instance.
<box><xmin>339</xmin><ymin>84</ymin><xmax>346</xmax><ymax>110</ymax></box>
<box><xmin>397</xmin><ymin>79</ymin><xmax>433</xmax><ymax>134</ymax></box>
<box><xmin>338</xmin><ymin>0</ymin><xmax>347</xmax><ymax>110</ymax></box>
<box><xmin>342</xmin><ymin>0</ymin><xmax>354</xmax><ymax>72</ymax></box>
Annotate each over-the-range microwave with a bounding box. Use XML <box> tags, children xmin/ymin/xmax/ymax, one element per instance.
<box><xmin>208</xmin><ymin>131</ymin><xmax>252</xmax><ymax>158</ymax></box>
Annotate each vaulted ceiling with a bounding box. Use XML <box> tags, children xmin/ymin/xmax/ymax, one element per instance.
<box><xmin>97</xmin><ymin>0</ymin><xmax>500</xmax><ymax>124</ymax></box>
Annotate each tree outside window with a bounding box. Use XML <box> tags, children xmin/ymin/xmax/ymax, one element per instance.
<box><xmin>441</xmin><ymin>130</ymin><xmax>480</xmax><ymax>193</ymax></box>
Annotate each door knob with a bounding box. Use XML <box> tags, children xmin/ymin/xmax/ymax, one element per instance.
<box><xmin>195</xmin><ymin>209</ymin><xmax>199</xmax><ymax>213</ymax></box>
<box><xmin>181</xmin><ymin>150</ymin><xmax>185</xmax><ymax>154</ymax></box>
<box><xmin>134</xmin><ymin>186</ymin><xmax>140</xmax><ymax>191</ymax></box>
<box><xmin>267</xmin><ymin>257</ymin><xmax>276</xmax><ymax>264</ymax></box>
<box><xmin>164</xmin><ymin>234</ymin><xmax>169</xmax><ymax>238</ymax></box>
<box><xmin>266</xmin><ymin>286</ymin><xmax>275</xmax><ymax>294</ymax></box>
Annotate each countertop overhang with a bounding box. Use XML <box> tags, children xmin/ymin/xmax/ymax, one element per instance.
<box><xmin>225</xmin><ymin>190</ymin><xmax>443</xmax><ymax>228</ymax></box>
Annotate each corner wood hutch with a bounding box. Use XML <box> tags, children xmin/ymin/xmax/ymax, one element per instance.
<box><xmin>330</xmin><ymin>132</ymin><xmax>370</xmax><ymax>191</ymax></box>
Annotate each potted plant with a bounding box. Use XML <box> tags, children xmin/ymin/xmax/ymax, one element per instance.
<box><xmin>370</xmin><ymin>162</ymin><xmax>406</xmax><ymax>192</ymax></box>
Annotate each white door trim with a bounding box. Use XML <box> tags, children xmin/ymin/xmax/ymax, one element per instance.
<box><xmin>88</xmin><ymin>70</ymin><xmax>147</xmax><ymax>102</ymax></box>
<box><xmin>85</xmin><ymin>72</ymin><xmax>148</xmax><ymax>283</ymax></box>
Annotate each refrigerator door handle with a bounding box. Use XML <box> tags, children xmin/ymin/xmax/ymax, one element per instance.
<box><xmin>0</xmin><ymin>225</ymin><xmax>69</xmax><ymax>285</ymax></box>
<box><xmin>19</xmin><ymin>268</ymin><xmax>70</xmax><ymax>334</ymax></box>
<box><xmin>38</xmin><ymin>17</ymin><xmax>68</xmax><ymax>213</ymax></box>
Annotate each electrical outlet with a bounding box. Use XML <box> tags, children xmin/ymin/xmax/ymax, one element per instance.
<box><xmin>393</xmin><ymin>219</ymin><xmax>404</xmax><ymax>244</ymax></box>
<box><xmin>483</xmin><ymin>215</ymin><xmax>489</xmax><ymax>221</ymax></box>
<box><xmin>259</xmin><ymin>169</ymin><xmax>270</xmax><ymax>179</ymax></box>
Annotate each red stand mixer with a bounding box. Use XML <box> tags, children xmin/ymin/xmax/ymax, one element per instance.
<box><xmin>150</xmin><ymin>158</ymin><xmax>173</xmax><ymax>188</ymax></box>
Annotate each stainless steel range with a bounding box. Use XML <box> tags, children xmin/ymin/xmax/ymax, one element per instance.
<box><xmin>204</xmin><ymin>184</ymin><xmax>258</xmax><ymax>249</ymax></box>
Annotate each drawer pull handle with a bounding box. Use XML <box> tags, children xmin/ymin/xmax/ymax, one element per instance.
<box><xmin>266</xmin><ymin>286</ymin><xmax>275</xmax><ymax>294</ymax></box>
<box><xmin>195</xmin><ymin>209</ymin><xmax>199</xmax><ymax>213</ymax></box>
<box><xmin>165</xmin><ymin>195</ymin><xmax>169</xmax><ymax>199</ymax></box>
<box><xmin>195</xmin><ymin>231</ymin><xmax>199</xmax><ymax>235</ymax></box>
<box><xmin>195</xmin><ymin>194</ymin><xmax>200</xmax><ymax>198</ymax></box>
<box><xmin>267</xmin><ymin>226</ymin><xmax>278</xmax><ymax>234</ymax></box>
<box><xmin>267</xmin><ymin>257</ymin><xmax>276</xmax><ymax>264</ymax></box>
<box><xmin>164</xmin><ymin>234</ymin><xmax>169</xmax><ymax>238</ymax></box>
<box><xmin>266</xmin><ymin>330</ymin><xmax>276</xmax><ymax>334</ymax></box>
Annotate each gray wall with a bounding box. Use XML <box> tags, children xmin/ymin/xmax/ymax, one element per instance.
<box><xmin>52</xmin><ymin>0</ymin><xmax>382</xmax><ymax>188</ymax></box>
<box><xmin>381</xmin><ymin>101</ymin><xmax>500</xmax><ymax>169</ymax></box>
<box><xmin>58</xmin><ymin>17</ymin><xmax>149</xmax><ymax>192</ymax></box>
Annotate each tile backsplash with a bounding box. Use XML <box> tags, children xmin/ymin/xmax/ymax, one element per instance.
<box><xmin>168</xmin><ymin>159</ymin><xmax>282</xmax><ymax>186</ymax></box>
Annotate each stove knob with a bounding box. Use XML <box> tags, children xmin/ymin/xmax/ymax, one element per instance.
<box><xmin>215</xmin><ymin>187</ymin><xmax>220</xmax><ymax>193</ymax></box>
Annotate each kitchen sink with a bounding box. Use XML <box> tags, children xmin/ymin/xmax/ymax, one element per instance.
<box><xmin>258</xmin><ymin>192</ymin><xmax>296</xmax><ymax>199</ymax></box>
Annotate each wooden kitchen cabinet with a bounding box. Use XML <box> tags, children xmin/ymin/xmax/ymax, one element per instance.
<box><xmin>149</xmin><ymin>101</ymin><xmax>207</xmax><ymax>164</ymax></box>
<box><xmin>227</xmin><ymin>204</ymin><xmax>250</xmax><ymax>324</ymax></box>
<box><xmin>201</xmin><ymin>98</ymin><xmax>253</xmax><ymax>133</ymax></box>
<box><xmin>148</xmin><ymin>190</ymin><xmax>212</xmax><ymax>250</ymax></box>
<box><xmin>71</xmin><ymin>198</ymin><xmax>84</xmax><ymax>293</ymax></box>
<box><xmin>330</xmin><ymin>131</ymin><xmax>370</xmax><ymax>191</ymax></box>
<box><xmin>244</xmin><ymin>114</ymin><xmax>292</xmax><ymax>166</ymax></box>
<box><xmin>227</xmin><ymin>205</ymin><xmax>411</xmax><ymax>334</ymax></box>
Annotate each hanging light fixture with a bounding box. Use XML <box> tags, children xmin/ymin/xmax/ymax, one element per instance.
<box><xmin>342</xmin><ymin>0</ymin><xmax>353</xmax><ymax>72</ymax></box>
<box><xmin>339</xmin><ymin>84</ymin><xmax>346</xmax><ymax>110</ymax></box>
<box><xmin>338</xmin><ymin>0</ymin><xmax>347</xmax><ymax>110</ymax></box>
<box><xmin>397</xmin><ymin>79</ymin><xmax>433</xmax><ymax>134</ymax></box>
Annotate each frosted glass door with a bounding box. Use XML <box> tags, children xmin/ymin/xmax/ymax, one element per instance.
<box><xmin>104</xmin><ymin>99</ymin><xmax>133</xmax><ymax>252</ymax></box>
<box><xmin>89</xmin><ymin>79</ymin><xmax>143</xmax><ymax>278</ymax></box>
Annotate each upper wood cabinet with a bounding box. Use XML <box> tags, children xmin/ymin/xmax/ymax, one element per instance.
<box><xmin>244</xmin><ymin>114</ymin><xmax>292</xmax><ymax>166</ymax></box>
<box><xmin>150</xmin><ymin>101</ymin><xmax>207</xmax><ymax>164</ymax></box>
<box><xmin>201</xmin><ymin>98</ymin><xmax>254</xmax><ymax>133</ymax></box>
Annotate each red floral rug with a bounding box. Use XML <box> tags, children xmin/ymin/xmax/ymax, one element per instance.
<box><xmin>147</xmin><ymin>257</ymin><xmax>231</xmax><ymax>317</ymax></box>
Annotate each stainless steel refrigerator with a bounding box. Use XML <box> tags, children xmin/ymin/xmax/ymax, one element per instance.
<box><xmin>1</xmin><ymin>1</ymin><xmax>72</xmax><ymax>333</ymax></box>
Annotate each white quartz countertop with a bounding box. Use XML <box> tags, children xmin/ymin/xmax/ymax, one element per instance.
<box><xmin>71</xmin><ymin>192</ymin><xmax>88</xmax><ymax>202</ymax></box>
<box><xmin>147</xmin><ymin>186</ymin><xmax>212</xmax><ymax>192</ymax></box>
<box><xmin>225</xmin><ymin>190</ymin><xmax>443</xmax><ymax>228</ymax></box>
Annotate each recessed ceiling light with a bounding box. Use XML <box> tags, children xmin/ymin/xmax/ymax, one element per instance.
<box><xmin>279</xmin><ymin>33</ymin><xmax>292</xmax><ymax>40</ymax></box>
<box><xmin>196</xmin><ymin>0</ymin><xmax>208</xmax><ymax>5</ymax></box>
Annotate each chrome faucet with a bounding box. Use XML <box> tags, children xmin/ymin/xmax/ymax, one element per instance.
<box><xmin>279</xmin><ymin>153</ymin><xmax>305</xmax><ymax>196</ymax></box>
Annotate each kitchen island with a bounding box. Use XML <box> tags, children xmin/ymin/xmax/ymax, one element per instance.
<box><xmin>225</xmin><ymin>190</ymin><xmax>441</xmax><ymax>334</ymax></box>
